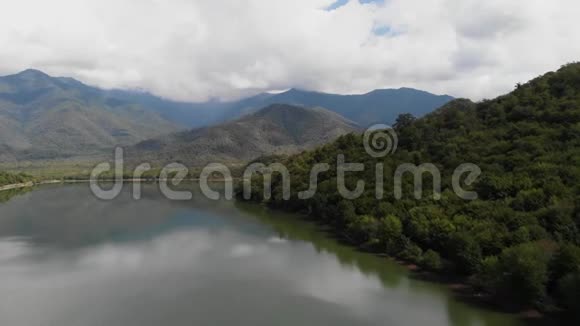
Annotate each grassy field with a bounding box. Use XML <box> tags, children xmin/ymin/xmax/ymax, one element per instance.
<box><xmin>0</xmin><ymin>157</ymin><xmax>249</xmax><ymax>180</ymax></box>
<box><xmin>0</xmin><ymin>157</ymin><xmax>103</xmax><ymax>179</ymax></box>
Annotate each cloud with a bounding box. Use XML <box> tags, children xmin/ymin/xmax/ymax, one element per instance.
<box><xmin>0</xmin><ymin>0</ymin><xmax>578</xmax><ymax>101</ymax></box>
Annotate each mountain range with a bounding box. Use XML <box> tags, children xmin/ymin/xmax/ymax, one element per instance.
<box><xmin>216</xmin><ymin>87</ymin><xmax>454</xmax><ymax>128</ymax></box>
<box><xmin>105</xmin><ymin>85</ymin><xmax>453</xmax><ymax>129</ymax></box>
<box><xmin>0</xmin><ymin>69</ymin><xmax>453</xmax><ymax>163</ymax></box>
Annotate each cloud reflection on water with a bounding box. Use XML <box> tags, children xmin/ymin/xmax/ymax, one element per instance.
<box><xmin>0</xmin><ymin>185</ymin><xmax>520</xmax><ymax>326</ymax></box>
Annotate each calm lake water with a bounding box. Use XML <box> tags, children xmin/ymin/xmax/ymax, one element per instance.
<box><xmin>0</xmin><ymin>184</ymin><xmax>521</xmax><ymax>326</ymax></box>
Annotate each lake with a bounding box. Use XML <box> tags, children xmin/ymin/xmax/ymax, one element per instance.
<box><xmin>0</xmin><ymin>184</ymin><xmax>521</xmax><ymax>326</ymax></box>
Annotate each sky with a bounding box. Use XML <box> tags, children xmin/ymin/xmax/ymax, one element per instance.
<box><xmin>0</xmin><ymin>0</ymin><xmax>579</xmax><ymax>102</ymax></box>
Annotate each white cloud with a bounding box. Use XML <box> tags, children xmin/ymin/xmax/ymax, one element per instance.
<box><xmin>0</xmin><ymin>0</ymin><xmax>578</xmax><ymax>101</ymax></box>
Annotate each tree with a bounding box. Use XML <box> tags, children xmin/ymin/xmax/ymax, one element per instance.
<box><xmin>474</xmin><ymin>256</ymin><xmax>501</xmax><ymax>293</ymax></box>
<box><xmin>550</xmin><ymin>244</ymin><xmax>580</xmax><ymax>283</ymax></box>
<box><xmin>377</xmin><ymin>215</ymin><xmax>403</xmax><ymax>254</ymax></box>
<box><xmin>337</xmin><ymin>200</ymin><xmax>357</xmax><ymax>228</ymax></box>
<box><xmin>496</xmin><ymin>243</ymin><xmax>551</xmax><ymax>305</ymax></box>
<box><xmin>512</xmin><ymin>189</ymin><xmax>546</xmax><ymax>212</ymax></box>
<box><xmin>511</xmin><ymin>226</ymin><xmax>531</xmax><ymax>245</ymax></box>
<box><xmin>0</xmin><ymin>172</ymin><xmax>34</xmax><ymax>187</ymax></box>
<box><xmin>429</xmin><ymin>218</ymin><xmax>456</xmax><ymax>248</ymax></box>
<box><xmin>421</xmin><ymin>250</ymin><xmax>443</xmax><ymax>271</ymax></box>
<box><xmin>394</xmin><ymin>113</ymin><xmax>416</xmax><ymax>130</ymax></box>
<box><xmin>346</xmin><ymin>215</ymin><xmax>378</xmax><ymax>245</ymax></box>
<box><xmin>399</xmin><ymin>238</ymin><xmax>423</xmax><ymax>263</ymax></box>
<box><xmin>448</xmin><ymin>232</ymin><xmax>482</xmax><ymax>274</ymax></box>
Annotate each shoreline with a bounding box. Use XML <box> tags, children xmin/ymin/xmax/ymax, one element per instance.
<box><xmin>273</xmin><ymin>210</ymin><xmax>561</xmax><ymax>325</ymax></box>
<box><xmin>0</xmin><ymin>181</ymin><xmax>35</xmax><ymax>192</ymax></box>
<box><xmin>0</xmin><ymin>178</ymin><xmax>236</xmax><ymax>193</ymax></box>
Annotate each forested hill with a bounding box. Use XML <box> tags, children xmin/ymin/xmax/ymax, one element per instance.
<box><xmin>128</xmin><ymin>104</ymin><xmax>359</xmax><ymax>167</ymax></box>
<box><xmin>244</xmin><ymin>63</ymin><xmax>580</xmax><ymax>318</ymax></box>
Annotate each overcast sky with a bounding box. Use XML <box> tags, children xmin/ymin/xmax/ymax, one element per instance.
<box><xmin>0</xmin><ymin>0</ymin><xmax>579</xmax><ymax>102</ymax></box>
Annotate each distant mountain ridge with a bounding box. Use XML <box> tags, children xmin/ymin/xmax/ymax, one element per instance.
<box><xmin>224</xmin><ymin>87</ymin><xmax>454</xmax><ymax>127</ymax></box>
<box><xmin>0</xmin><ymin>69</ymin><xmax>453</xmax><ymax>162</ymax></box>
<box><xmin>101</xmin><ymin>85</ymin><xmax>454</xmax><ymax>129</ymax></box>
<box><xmin>127</xmin><ymin>104</ymin><xmax>360</xmax><ymax>167</ymax></box>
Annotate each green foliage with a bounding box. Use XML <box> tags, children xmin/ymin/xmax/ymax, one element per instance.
<box><xmin>346</xmin><ymin>215</ymin><xmax>378</xmax><ymax>245</ymax></box>
<box><xmin>474</xmin><ymin>256</ymin><xmax>501</xmax><ymax>292</ymax></box>
<box><xmin>377</xmin><ymin>215</ymin><xmax>403</xmax><ymax>254</ymax></box>
<box><xmin>511</xmin><ymin>226</ymin><xmax>531</xmax><ymax>245</ymax></box>
<box><xmin>241</xmin><ymin>63</ymin><xmax>580</xmax><ymax>314</ymax></box>
<box><xmin>512</xmin><ymin>189</ymin><xmax>547</xmax><ymax>211</ymax></box>
<box><xmin>0</xmin><ymin>171</ymin><xmax>34</xmax><ymax>187</ymax></box>
<box><xmin>448</xmin><ymin>232</ymin><xmax>483</xmax><ymax>274</ymax></box>
<box><xmin>399</xmin><ymin>241</ymin><xmax>423</xmax><ymax>263</ymax></box>
<box><xmin>550</xmin><ymin>244</ymin><xmax>580</xmax><ymax>282</ymax></box>
<box><xmin>496</xmin><ymin>243</ymin><xmax>552</xmax><ymax>305</ymax></box>
<box><xmin>421</xmin><ymin>249</ymin><xmax>443</xmax><ymax>271</ymax></box>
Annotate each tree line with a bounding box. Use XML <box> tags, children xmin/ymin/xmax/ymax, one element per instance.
<box><xmin>0</xmin><ymin>171</ymin><xmax>34</xmax><ymax>187</ymax></box>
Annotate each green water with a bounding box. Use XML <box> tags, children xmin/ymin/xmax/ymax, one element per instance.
<box><xmin>0</xmin><ymin>184</ymin><xmax>521</xmax><ymax>326</ymax></box>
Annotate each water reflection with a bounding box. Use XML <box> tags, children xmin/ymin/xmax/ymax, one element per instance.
<box><xmin>0</xmin><ymin>187</ymin><xmax>32</xmax><ymax>203</ymax></box>
<box><xmin>0</xmin><ymin>184</ymin><xmax>521</xmax><ymax>326</ymax></box>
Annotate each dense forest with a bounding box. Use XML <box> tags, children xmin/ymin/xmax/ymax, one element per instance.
<box><xmin>242</xmin><ymin>63</ymin><xmax>580</xmax><ymax>319</ymax></box>
<box><xmin>0</xmin><ymin>171</ymin><xmax>34</xmax><ymax>187</ymax></box>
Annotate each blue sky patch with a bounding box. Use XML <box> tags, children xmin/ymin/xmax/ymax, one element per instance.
<box><xmin>373</xmin><ymin>25</ymin><xmax>401</xmax><ymax>37</ymax></box>
<box><xmin>326</xmin><ymin>0</ymin><xmax>349</xmax><ymax>11</ymax></box>
<box><xmin>326</xmin><ymin>0</ymin><xmax>384</xmax><ymax>11</ymax></box>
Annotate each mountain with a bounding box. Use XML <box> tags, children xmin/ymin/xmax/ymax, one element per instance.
<box><xmin>103</xmin><ymin>86</ymin><xmax>454</xmax><ymax>129</ymax></box>
<box><xmin>0</xmin><ymin>69</ymin><xmax>452</xmax><ymax>163</ymax></box>
<box><xmin>214</xmin><ymin>87</ymin><xmax>454</xmax><ymax>128</ymax></box>
<box><xmin>242</xmin><ymin>63</ymin><xmax>580</xmax><ymax>315</ymax></box>
<box><xmin>105</xmin><ymin>87</ymin><xmax>453</xmax><ymax>129</ymax></box>
<box><xmin>128</xmin><ymin>104</ymin><xmax>360</xmax><ymax>167</ymax></box>
<box><xmin>102</xmin><ymin>89</ymin><xmax>231</xmax><ymax>129</ymax></box>
<box><xmin>0</xmin><ymin>69</ymin><xmax>183</xmax><ymax>161</ymax></box>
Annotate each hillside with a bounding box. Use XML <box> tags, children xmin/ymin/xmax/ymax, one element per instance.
<box><xmin>0</xmin><ymin>70</ymin><xmax>183</xmax><ymax>162</ymax></box>
<box><xmin>243</xmin><ymin>63</ymin><xmax>580</xmax><ymax>318</ymax></box>
<box><xmin>128</xmin><ymin>104</ymin><xmax>360</xmax><ymax>167</ymax></box>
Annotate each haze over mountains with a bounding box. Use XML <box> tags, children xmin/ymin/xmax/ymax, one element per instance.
<box><xmin>0</xmin><ymin>69</ymin><xmax>453</xmax><ymax>163</ymax></box>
